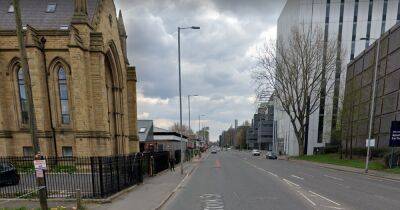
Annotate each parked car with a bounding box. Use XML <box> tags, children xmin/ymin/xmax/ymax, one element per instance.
<box><xmin>251</xmin><ymin>149</ymin><xmax>260</xmax><ymax>156</ymax></box>
<box><xmin>211</xmin><ymin>149</ymin><xmax>217</xmax><ymax>154</ymax></box>
<box><xmin>266</xmin><ymin>151</ymin><xmax>277</xmax><ymax>160</ymax></box>
<box><xmin>0</xmin><ymin>162</ymin><xmax>20</xmax><ymax>186</ymax></box>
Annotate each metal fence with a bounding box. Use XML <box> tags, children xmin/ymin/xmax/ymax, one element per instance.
<box><xmin>0</xmin><ymin>151</ymin><xmax>170</xmax><ymax>199</ymax></box>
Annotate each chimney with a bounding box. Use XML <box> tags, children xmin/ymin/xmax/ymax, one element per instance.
<box><xmin>72</xmin><ymin>0</ymin><xmax>88</xmax><ymax>23</ymax></box>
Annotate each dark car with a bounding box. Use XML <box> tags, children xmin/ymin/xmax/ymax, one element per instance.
<box><xmin>0</xmin><ymin>162</ymin><xmax>20</xmax><ymax>186</ymax></box>
<box><xmin>266</xmin><ymin>151</ymin><xmax>277</xmax><ymax>160</ymax></box>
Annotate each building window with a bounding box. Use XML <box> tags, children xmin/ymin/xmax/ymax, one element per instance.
<box><xmin>397</xmin><ymin>0</ymin><xmax>400</xmax><ymax>23</ymax></box>
<box><xmin>365</xmin><ymin>0</ymin><xmax>374</xmax><ymax>48</ymax></box>
<box><xmin>109</xmin><ymin>14</ymin><xmax>113</xmax><ymax>26</ymax></box>
<box><xmin>317</xmin><ymin>0</ymin><xmax>331</xmax><ymax>143</ymax></box>
<box><xmin>62</xmin><ymin>146</ymin><xmax>73</xmax><ymax>157</ymax></box>
<box><xmin>17</xmin><ymin>68</ymin><xmax>29</xmax><ymax>124</ymax></box>
<box><xmin>58</xmin><ymin>67</ymin><xmax>70</xmax><ymax>124</ymax></box>
<box><xmin>381</xmin><ymin>0</ymin><xmax>388</xmax><ymax>34</ymax></box>
<box><xmin>8</xmin><ymin>4</ymin><xmax>14</xmax><ymax>13</ymax></box>
<box><xmin>23</xmin><ymin>146</ymin><xmax>34</xmax><ymax>156</ymax></box>
<box><xmin>350</xmin><ymin>0</ymin><xmax>359</xmax><ymax>60</ymax></box>
<box><xmin>331</xmin><ymin>0</ymin><xmax>345</xmax><ymax>135</ymax></box>
<box><xmin>46</xmin><ymin>4</ymin><xmax>56</xmax><ymax>13</ymax></box>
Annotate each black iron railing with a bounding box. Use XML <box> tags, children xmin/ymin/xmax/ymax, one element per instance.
<box><xmin>0</xmin><ymin>151</ymin><xmax>171</xmax><ymax>199</ymax></box>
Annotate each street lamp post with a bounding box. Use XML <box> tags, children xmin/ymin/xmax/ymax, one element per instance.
<box><xmin>361</xmin><ymin>37</ymin><xmax>380</xmax><ymax>173</ymax></box>
<box><xmin>178</xmin><ymin>26</ymin><xmax>200</xmax><ymax>175</ymax></box>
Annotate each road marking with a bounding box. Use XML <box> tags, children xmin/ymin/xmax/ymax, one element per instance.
<box><xmin>200</xmin><ymin>193</ymin><xmax>224</xmax><ymax>210</ymax></box>
<box><xmin>242</xmin><ymin>160</ymin><xmax>280</xmax><ymax>178</ymax></box>
<box><xmin>309</xmin><ymin>191</ymin><xmax>341</xmax><ymax>206</ymax></box>
<box><xmin>267</xmin><ymin>171</ymin><xmax>278</xmax><ymax>177</ymax></box>
<box><xmin>282</xmin><ymin>178</ymin><xmax>300</xmax><ymax>187</ymax></box>
<box><xmin>324</xmin><ymin>174</ymin><xmax>344</xmax><ymax>181</ymax></box>
<box><xmin>297</xmin><ymin>190</ymin><xmax>316</xmax><ymax>206</ymax></box>
<box><xmin>320</xmin><ymin>205</ymin><xmax>344</xmax><ymax>209</ymax></box>
<box><xmin>215</xmin><ymin>160</ymin><xmax>221</xmax><ymax>168</ymax></box>
<box><xmin>291</xmin><ymin>175</ymin><xmax>304</xmax><ymax>180</ymax></box>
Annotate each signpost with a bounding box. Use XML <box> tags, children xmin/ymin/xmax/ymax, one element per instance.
<box><xmin>389</xmin><ymin>121</ymin><xmax>400</xmax><ymax>168</ymax></box>
<box><xmin>365</xmin><ymin>139</ymin><xmax>375</xmax><ymax>147</ymax></box>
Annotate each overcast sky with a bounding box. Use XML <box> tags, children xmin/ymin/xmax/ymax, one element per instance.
<box><xmin>115</xmin><ymin>0</ymin><xmax>286</xmax><ymax>141</ymax></box>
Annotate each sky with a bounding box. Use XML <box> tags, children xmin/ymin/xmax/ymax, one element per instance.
<box><xmin>115</xmin><ymin>0</ymin><xmax>286</xmax><ymax>142</ymax></box>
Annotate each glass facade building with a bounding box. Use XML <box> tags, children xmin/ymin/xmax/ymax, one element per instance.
<box><xmin>276</xmin><ymin>0</ymin><xmax>400</xmax><ymax>155</ymax></box>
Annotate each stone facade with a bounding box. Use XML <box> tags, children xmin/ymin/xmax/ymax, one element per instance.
<box><xmin>342</xmin><ymin>22</ymin><xmax>400</xmax><ymax>151</ymax></box>
<box><xmin>0</xmin><ymin>0</ymin><xmax>139</xmax><ymax>156</ymax></box>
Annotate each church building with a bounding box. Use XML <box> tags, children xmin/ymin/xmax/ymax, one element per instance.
<box><xmin>0</xmin><ymin>0</ymin><xmax>139</xmax><ymax>156</ymax></box>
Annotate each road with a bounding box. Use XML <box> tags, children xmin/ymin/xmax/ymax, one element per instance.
<box><xmin>163</xmin><ymin>150</ymin><xmax>400</xmax><ymax>210</ymax></box>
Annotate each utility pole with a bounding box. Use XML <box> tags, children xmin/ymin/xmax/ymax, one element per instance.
<box><xmin>13</xmin><ymin>1</ymin><xmax>48</xmax><ymax>209</ymax></box>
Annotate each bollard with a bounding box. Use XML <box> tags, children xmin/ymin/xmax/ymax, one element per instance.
<box><xmin>76</xmin><ymin>189</ymin><xmax>83</xmax><ymax>210</ymax></box>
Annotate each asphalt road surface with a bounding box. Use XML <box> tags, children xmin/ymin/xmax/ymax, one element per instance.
<box><xmin>163</xmin><ymin>150</ymin><xmax>400</xmax><ymax>210</ymax></box>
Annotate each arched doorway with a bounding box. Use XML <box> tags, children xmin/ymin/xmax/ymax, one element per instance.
<box><xmin>105</xmin><ymin>57</ymin><xmax>118</xmax><ymax>154</ymax></box>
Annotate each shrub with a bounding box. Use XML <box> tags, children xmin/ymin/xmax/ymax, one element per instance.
<box><xmin>52</xmin><ymin>165</ymin><xmax>77</xmax><ymax>173</ymax></box>
<box><xmin>350</xmin><ymin>147</ymin><xmax>389</xmax><ymax>158</ymax></box>
<box><xmin>383</xmin><ymin>150</ymin><xmax>400</xmax><ymax>168</ymax></box>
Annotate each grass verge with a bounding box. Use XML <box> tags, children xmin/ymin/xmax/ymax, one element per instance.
<box><xmin>293</xmin><ymin>153</ymin><xmax>395</xmax><ymax>172</ymax></box>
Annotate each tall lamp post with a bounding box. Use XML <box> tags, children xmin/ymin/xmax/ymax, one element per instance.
<box><xmin>178</xmin><ymin>26</ymin><xmax>200</xmax><ymax>175</ymax></box>
<box><xmin>360</xmin><ymin>37</ymin><xmax>380</xmax><ymax>173</ymax></box>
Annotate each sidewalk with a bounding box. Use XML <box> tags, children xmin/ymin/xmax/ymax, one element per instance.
<box><xmin>292</xmin><ymin>159</ymin><xmax>400</xmax><ymax>181</ymax></box>
<box><xmin>87</xmin><ymin>156</ymin><xmax>202</xmax><ymax>210</ymax></box>
<box><xmin>0</xmin><ymin>156</ymin><xmax>203</xmax><ymax>210</ymax></box>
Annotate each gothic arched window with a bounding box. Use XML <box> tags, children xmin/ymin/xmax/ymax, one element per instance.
<box><xmin>58</xmin><ymin>67</ymin><xmax>70</xmax><ymax>124</ymax></box>
<box><xmin>17</xmin><ymin>68</ymin><xmax>29</xmax><ymax>124</ymax></box>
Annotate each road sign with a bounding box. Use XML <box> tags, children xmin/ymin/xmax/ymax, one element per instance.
<box><xmin>389</xmin><ymin>121</ymin><xmax>400</xmax><ymax>147</ymax></box>
<box><xmin>366</xmin><ymin>139</ymin><xmax>375</xmax><ymax>147</ymax></box>
<box><xmin>34</xmin><ymin>159</ymin><xmax>47</xmax><ymax>170</ymax></box>
<box><xmin>34</xmin><ymin>159</ymin><xmax>47</xmax><ymax>178</ymax></box>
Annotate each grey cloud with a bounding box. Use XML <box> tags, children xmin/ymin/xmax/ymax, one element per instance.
<box><xmin>115</xmin><ymin>0</ymin><xmax>285</xmax><ymax>140</ymax></box>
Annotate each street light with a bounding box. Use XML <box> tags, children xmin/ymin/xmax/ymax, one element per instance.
<box><xmin>178</xmin><ymin>26</ymin><xmax>200</xmax><ymax>175</ymax></box>
<box><xmin>360</xmin><ymin>37</ymin><xmax>380</xmax><ymax>173</ymax></box>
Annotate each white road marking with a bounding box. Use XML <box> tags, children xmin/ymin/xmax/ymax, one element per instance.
<box><xmin>320</xmin><ymin>205</ymin><xmax>344</xmax><ymax>209</ymax></box>
<box><xmin>201</xmin><ymin>193</ymin><xmax>224</xmax><ymax>210</ymax></box>
<box><xmin>242</xmin><ymin>160</ymin><xmax>280</xmax><ymax>179</ymax></box>
<box><xmin>297</xmin><ymin>190</ymin><xmax>316</xmax><ymax>206</ymax></box>
<box><xmin>268</xmin><ymin>171</ymin><xmax>278</xmax><ymax>177</ymax></box>
<box><xmin>282</xmin><ymin>178</ymin><xmax>300</xmax><ymax>187</ymax></box>
<box><xmin>324</xmin><ymin>174</ymin><xmax>344</xmax><ymax>181</ymax></box>
<box><xmin>291</xmin><ymin>175</ymin><xmax>304</xmax><ymax>180</ymax></box>
<box><xmin>309</xmin><ymin>191</ymin><xmax>341</xmax><ymax>206</ymax></box>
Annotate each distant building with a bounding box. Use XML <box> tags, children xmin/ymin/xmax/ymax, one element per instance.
<box><xmin>137</xmin><ymin>120</ymin><xmax>188</xmax><ymax>152</ymax></box>
<box><xmin>0</xmin><ymin>0</ymin><xmax>139</xmax><ymax>156</ymax></box>
<box><xmin>246</xmin><ymin>103</ymin><xmax>274</xmax><ymax>150</ymax></box>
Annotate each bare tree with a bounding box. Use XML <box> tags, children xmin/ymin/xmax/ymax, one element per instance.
<box><xmin>253</xmin><ymin>26</ymin><xmax>341</xmax><ymax>155</ymax></box>
<box><xmin>169</xmin><ymin>122</ymin><xmax>194</xmax><ymax>137</ymax></box>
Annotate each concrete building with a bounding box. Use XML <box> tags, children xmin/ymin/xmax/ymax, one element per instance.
<box><xmin>277</xmin><ymin>0</ymin><xmax>400</xmax><ymax>155</ymax></box>
<box><xmin>246</xmin><ymin>103</ymin><xmax>274</xmax><ymax>150</ymax></box>
<box><xmin>0</xmin><ymin>0</ymin><xmax>139</xmax><ymax>156</ymax></box>
<box><xmin>342</xmin><ymin>22</ymin><xmax>400</xmax><ymax>151</ymax></box>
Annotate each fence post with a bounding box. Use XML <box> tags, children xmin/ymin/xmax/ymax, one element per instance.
<box><xmin>90</xmin><ymin>157</ymin><xmax>96</xmax><ymax>198</ymax></box>
<box><xmin>98</xmin><ymin>157</ymin><xmax>104</xmax><ymax>198</ymax></box>
<box><xmin>76</xmin><ymin>189</ymin><xmax>82</xmax><ymax>210</ymax></box>
<box><xmin>139</xmin><ymin>154</ymin><xmax>143</xmax><ymax>183</ymax></box>
<box><xmin>116</xmin><ymin>156</ymin><xmax>120</xmax><ymax>191</ymax></box>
